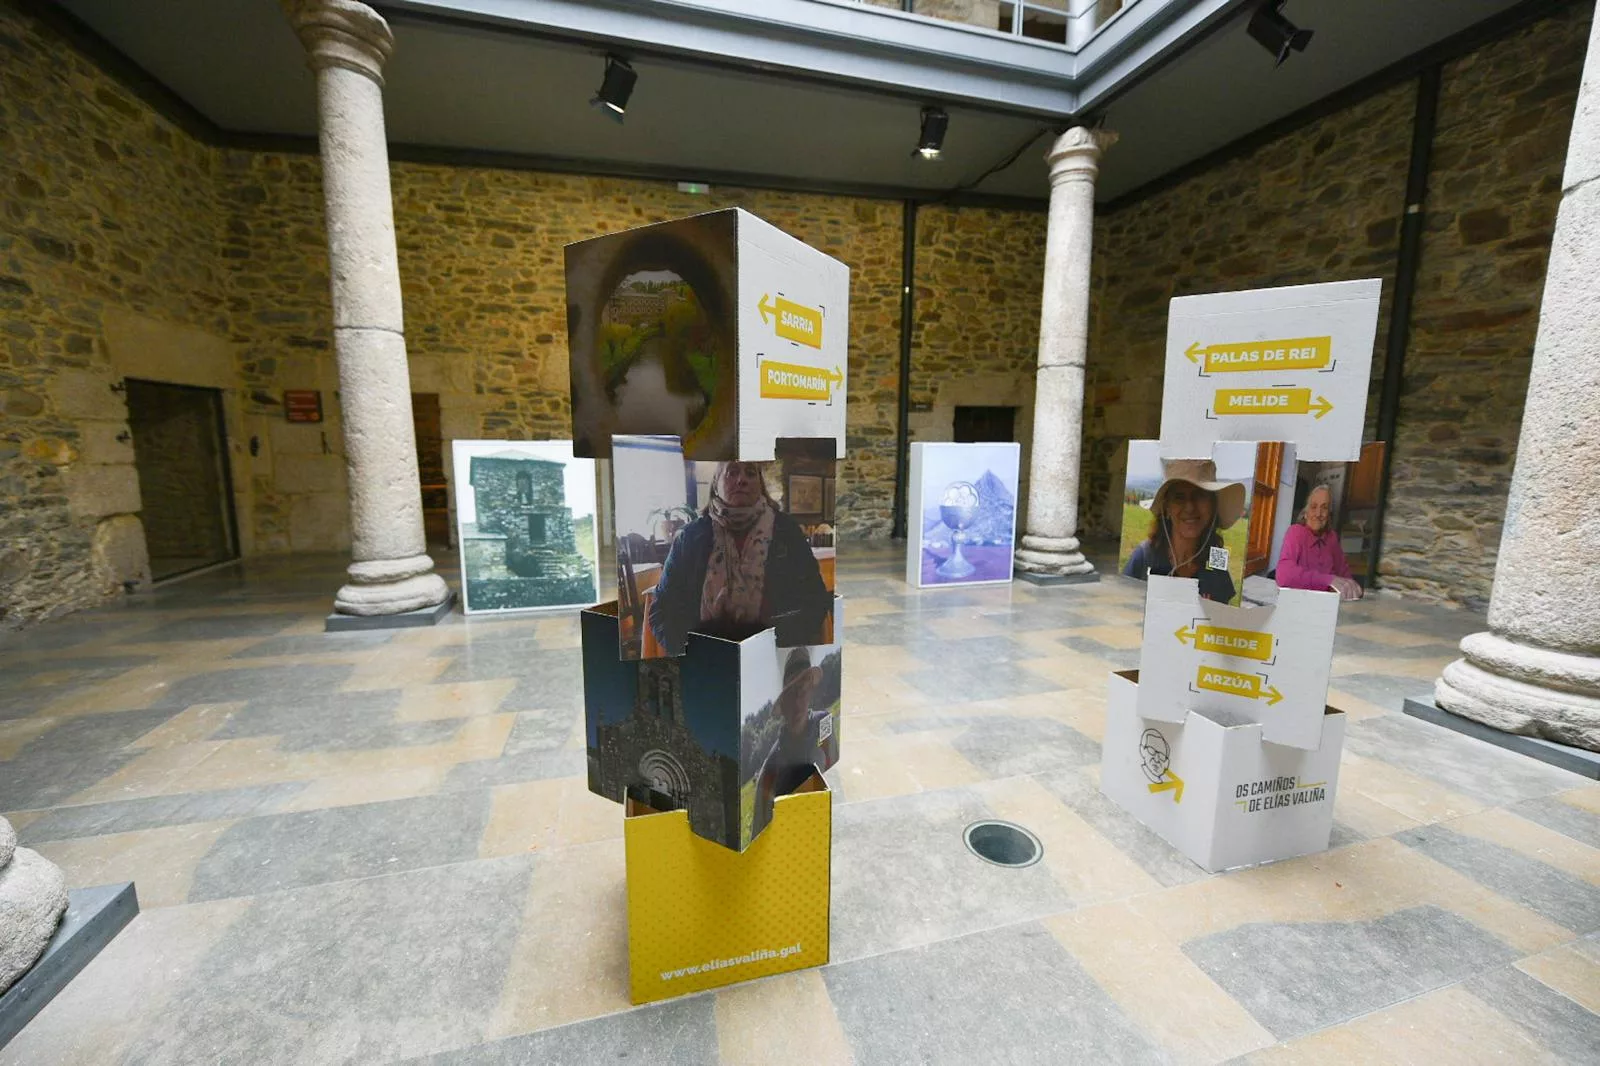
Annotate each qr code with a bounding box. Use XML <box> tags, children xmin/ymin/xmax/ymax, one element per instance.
<box><xmin>818</xmin><ymin>715</ymin><xmax>833</xmax><ymax>743</ymax></box>
<box><xmin>1208</xmin><ymin>545</ymin><xmax>1230</xmax><ymax>571</ymax></box>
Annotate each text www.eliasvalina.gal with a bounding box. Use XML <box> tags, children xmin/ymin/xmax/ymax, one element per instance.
<box><xmin>660</xmin><ymin>943</ymin><xmax>802</xmax><ymax>981</ymax></box>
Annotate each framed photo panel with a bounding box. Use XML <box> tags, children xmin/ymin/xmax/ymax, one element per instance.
<box><xmin>451</xmin><ymin>440</ymin><xmax>600</xmax><ymax>614</ymax></box>
<box><xmin>906</xmin><ymin>442</ymin><xmax>1021</xmax><ymax>588</ymax></box>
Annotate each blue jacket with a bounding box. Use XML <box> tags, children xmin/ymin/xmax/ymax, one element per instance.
<box><xmin>648</xmin><ymin>510</ymin><xmax>832</xmax><ymax>655</ymax></box>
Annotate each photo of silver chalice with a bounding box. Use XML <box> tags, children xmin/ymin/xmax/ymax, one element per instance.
<box><xmin>937</xmin><ymin>481</ymin><xmax>980</xmax><ymax>579</ymax></box>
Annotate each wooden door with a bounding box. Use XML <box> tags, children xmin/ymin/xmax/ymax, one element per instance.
<box><xmin>1245</xmin><ymin>442</ymin><xmax>1283</xmax><ymax>577</ymax></box>
<box><xmin>412</xmin><ymin>393</ymin><xmax>449</xmax><ymax>547</ymax></box>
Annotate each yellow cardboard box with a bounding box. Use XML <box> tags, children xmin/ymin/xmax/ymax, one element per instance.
<box><xmin>624</xmin><ymin>772</ymin><xmax>831</xmax><ymax>1004</ymax></box>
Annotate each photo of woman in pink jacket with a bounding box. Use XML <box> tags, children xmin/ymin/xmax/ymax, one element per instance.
<box><xmin>1276</xmin><ymin>484</ymin><xmax>1363</xmax><ymax>600</ymax></box>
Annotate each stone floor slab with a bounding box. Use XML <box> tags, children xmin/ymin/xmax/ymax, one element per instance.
<box><xmin>1395</xmin><ymin>824</ymin><xmax>1600</xmax><ymax>933</ymax></box>
<box><xmin>185</xmin><ymin>791</ymin><xmax>493</xmax><ymax>902</ymax></box>
<box><xmin>823</xmin><ymin>922</ymin><xmax>1169</xmax><ymax>1065</ymax></box>
<box><xmin>1182</xmin><ymin>904</ymin><xmax>1520</xmax><ymax>1040</ymax></box>
<box><xmin>405</xmin><ymin>996</ymin><xmax>718</xmax><ymax>1066</ymax></box>
<box><xmin>1464</xmin><ymin>964</ymin><xmax>1600</xmax><ymax>1063</ymax></box>
<box><xmin>830</xmin><ymin>786</ymin><xmax>1074</xmax><ymax>961</ymax></box>
<box><xmin>124</xmin><ymin>857</ymin><xmax>531</xmax><ymax>1065</ymax></box>
<box><xmin>15</xmin><ymin>784</ymin><xmax>308</xmax><ymax>844</ymax></box>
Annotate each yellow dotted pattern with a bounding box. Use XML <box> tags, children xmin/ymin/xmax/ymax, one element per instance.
<box><xmin>625</xmin><ymin>785</ymin><xmax>832</xmax><ymax>1004</ymax></box>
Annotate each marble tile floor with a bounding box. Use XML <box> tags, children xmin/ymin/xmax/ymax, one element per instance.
<box><xmin>1</xmin><ymin>544</ymin><xmax>1596</xmax><ymax>1065</ymax></box>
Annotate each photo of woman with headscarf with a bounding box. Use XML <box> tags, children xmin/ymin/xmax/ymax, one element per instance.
<box><xmin>1277</xmin><ymin>483</ymin><xmax>1363</xmax><ymax>600</ymax></box>
<box><xmin>649</xmin><ymin>460</ymin><xmax>833</xmax><ymax>656</ymax></box>
<box><xmin>1121</xmin><ymin>458</ymin><xmax>1246</xmax><ymax>603</ymax></box>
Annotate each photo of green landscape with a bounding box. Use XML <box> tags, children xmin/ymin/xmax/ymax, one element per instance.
<box><xmin>598</xmin><ymin>270</ymin><xmax>722</xmax><ymax>438</ymax></box>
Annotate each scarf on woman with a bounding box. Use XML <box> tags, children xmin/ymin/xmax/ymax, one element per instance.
<box><xmin>701</xmin><ymin>495</ymin><xmax>775</xmax><ymax>626</ymax></box>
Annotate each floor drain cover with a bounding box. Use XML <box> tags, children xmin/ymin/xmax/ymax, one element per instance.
<box><xmin>963</xmin><ymin>820</ymin><xmax>1043</xmax><ymax>868</ymax></box>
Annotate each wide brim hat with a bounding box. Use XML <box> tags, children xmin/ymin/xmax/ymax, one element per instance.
<box><xmin>1152</xmin><ymin>458</ymin><xmax>1247</xmax><ymax>531</ymax></box>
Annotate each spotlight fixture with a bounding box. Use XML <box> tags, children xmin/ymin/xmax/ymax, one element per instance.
<box><xmin>1247</xmin><ymin>0</ymin><xmax>1313</xmax><ymax>67</ymax></box>
<box><xmin>590</xmin><ymin>55</ymin><xmax>637</xmax><ymax>121</ymax></box>
<box><xmin>915</xmin><ymin>106</ymin><xmax>948</xmax><ymax>160</ymax></box>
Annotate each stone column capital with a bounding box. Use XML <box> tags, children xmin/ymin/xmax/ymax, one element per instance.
<box><xmin>1045</xmin><ymin>126</ymin><xmax>1118</xmax><ymax>185</ymax></box>
<box><xmin>285</xmin><ymin>0</ymin><xmax>394</xmax><ymax>84</ymax></box>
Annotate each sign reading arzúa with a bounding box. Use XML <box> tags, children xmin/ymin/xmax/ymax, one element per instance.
<box><xmin>1135</xmin><ymin>575</ymin><xmax>1339</xmax><ymax>751</ymax></box>
<box><xmin>1159</xmin><ymin>278</ymin><xmax>1380</xmax><ymax>462</ymax></box>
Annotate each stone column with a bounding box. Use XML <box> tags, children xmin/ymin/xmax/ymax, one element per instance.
<box><xmin>1435</xmin><ymin>15</ymin><xmax>1600</xmax><ymax>751</ymax></box>
<box><xmin>1066</xmin><ymin>0</ymin><xmax>1099</xmax><ymax>50</ymax></box>
<box><xmin>287</xmin><ymin>0</ymin><xmax>447</xmax><ymax>617</ymax></box>
<box><xmin>1015</xmin><ymin>127</ymin><xmax>1116</xmax><ymax>583</ymax></box>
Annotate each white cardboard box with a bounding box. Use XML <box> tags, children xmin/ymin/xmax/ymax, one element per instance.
<box><xmin>1101</xmin><ymin>670</ymin><xmax>1345</xmax><ymax>873</ymax></box>
<box><xmin>1159</xmin><ymin>279</ymin><xmax>1380</xmax><ymax>462</ymax></box>
<box><xmin>1136</xmin><ymin>575</ymin><xmax>1339</xmax><ymax>750</ymax></box>
<box><xmin>565</xmin><ymin>208</ymin><xmax>849</xmax><ymax>462</ymax></box>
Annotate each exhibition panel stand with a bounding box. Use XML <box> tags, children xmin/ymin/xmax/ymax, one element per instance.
<box><xmin>1103</xmin><ymin>280</ymin><xmax>1385</xmax><ymax>872</ymax></box>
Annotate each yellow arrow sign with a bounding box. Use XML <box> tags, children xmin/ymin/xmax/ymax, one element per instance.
<box><xmin>1185</xmin><ymin>336</ymin><xmax>1332</xmax><ymax>373</ymax></box>
<box><xmin>759</xmin><ymin>359</ymin><xmax>842</xmax><ymax>401</ymax></box>
<box><xmin>1196</xmin><ymin>665</ymin><xmax>1284</xmax><ymax>705</ymax></box>
<box><xmin>1175</xmin><ymin>624</ymin><xmax>1276</xmax><ymax>662</ymax></box>
<box><xmin>1148</xmin><ymin>769</ymin><xmax>1185</xmax><ymax>803</ymax></box>
<box><xmin>758</xmin><ymin>294</ymin><xmax>823</xmax><ymax>349</ymax></box>
<box><xmin>1213</xmin><ymin>387</ymin><xmax>1334</xmax><ymax>420</ymax></box>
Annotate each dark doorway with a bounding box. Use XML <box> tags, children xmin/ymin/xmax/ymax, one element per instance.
<box><xmin>413</xmin><ymin>392</ymin><xmax>450</xmax><ymax>548</ymax></box>
<box><xmin>953</xmin><ymin>405</ymin><xmax>1017</xmax><ymax>443</ymax></box>
<box><xmin>124</xmin><ymin>379</ymin><xmax>238</xmax><ymax>581</ymax></box>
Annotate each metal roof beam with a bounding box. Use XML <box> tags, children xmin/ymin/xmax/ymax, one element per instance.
<box><xmin>378</xmin><ymin>0</ymin><xmax>1082</xmax><ymax>116</ymax></box>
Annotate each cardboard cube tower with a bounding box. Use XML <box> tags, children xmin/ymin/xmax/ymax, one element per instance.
<box><xmin>1102</xmin><ymin>279</ymin><xmax>1384</xmax><ymax>872</ymax></box>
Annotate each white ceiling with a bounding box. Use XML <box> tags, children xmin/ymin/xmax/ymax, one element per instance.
<box><xmin>53</xmin><ymin>0</ymin><xmax>1536</xmax><ymax>202</ymax></box>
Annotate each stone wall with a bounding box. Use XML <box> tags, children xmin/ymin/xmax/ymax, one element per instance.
<box><xmin>218</xmin><ymin>157</ymin><xmax>908</xmax><ymax>542</ymax></box>
<box><xmin>1085</xmin><ymin>81</ymin><xmax>1413</xmax><ymax>526</ymax></box>
<box><xmin>4</xmin><ymin>0</ymin><xmax>1588</xmax><ymax>624</ymax></box>
<box><xmin>908</xmin><ymin>204</ymin><xmax>1047</xmax><ymax>515</ymax></box>
<box><xmin>1383</xmin><ymin>5</ymin><xmax>1591</xmax><ymax>604</ymax></box>
<box><xmin>1086</xmin><ymin>3</ymin><xmax>1591</xmax><ymax>607</ymax></box>
<box><xmin>0</xmin><ymin>0</ymin><xmax>919</xmax><ymax>627</ymax></box>
<box><xmin>1</xmin><ymin>2</ymin><xmax>225</xmax><ymax>625</ymax></box>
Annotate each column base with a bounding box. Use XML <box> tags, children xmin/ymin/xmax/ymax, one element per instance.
<box><xmin>1014</xmin><ymin>534</ymin><xmax>1097</xmax><ymax>580</ymax></box>
<box><xmin>333</xmin><ymin>564</ymin><xmax>450</xmax><ymax>619</ymax></box>
<box><xmin>1018</xmin><ymin>570</ymin><xmax>1100</xmax><ymax>587</ymax></box>
<box><xmin>326</xmin><ymin>591</ymin><xmax>454</xmax><ymax>632</ymax></box>
<box><xmin>0</xmin><ymin>882</ymin><xmax>138</xmax><ymax>1047</ymax></box>
<box><xmin>1402</xmin><ymin>696</ymin><xmax>1600</xmax><ymax>780</ymax></box>
<box><xmin>1435</xmin><ymin>631</ymin><xmax>1600</xmax><ymax>752</ymax></box>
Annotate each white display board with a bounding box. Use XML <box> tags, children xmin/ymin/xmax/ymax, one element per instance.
<box><xmin>1159</xmin><ymin>279</ymin><xmax>1381</xmax><ymax>461</ymax></box>
<box><xmin>905</xmin><ymin>442</ymin><xmax>1021</xmax><ymax>589</ymax></box>
<box><xmin>736</xmin><ymin>211</ymin><xmax>851</xmax><ymax>460</ymax></box>
<box><xmin>1100</xmin><ymin>671</ymin><xmax>1344</xmax><ymax>873</ymax></box>
<box><xmin>451</xmin><ymin>440</ymin><xmax>600</xmax><ymax>615</ymax></box>
<box><xmin>1135</xmin><ymin>575</ymin><xmax>1339</xmax><ymax>750</ymax></box>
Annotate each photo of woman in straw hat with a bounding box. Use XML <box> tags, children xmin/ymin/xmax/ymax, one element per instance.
<box><xmin>1121</xmin><ymin>456</ymin><xmax>1248</xmax><ymax>603</ymax></box>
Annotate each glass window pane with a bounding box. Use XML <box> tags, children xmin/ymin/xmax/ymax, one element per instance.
<box><xmin>1020</xmin><ymin>4</ymin><xmax>1068</xmax><ymax>44</ymax></box>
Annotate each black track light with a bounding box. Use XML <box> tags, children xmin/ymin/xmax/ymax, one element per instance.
<box><xmin>915</xmin><ymin>106</ymin><xmax>948</xmax><ymax>160</ymax></box>
<box><xmin>1247</xmin><ymin>0</ymin><xmax>1313</xmax><ymax>68</ymax></box>
<box><xmin>590</xmin><ymin>55</ymin><xmax>637</xmax><ymax>122</ymax></box>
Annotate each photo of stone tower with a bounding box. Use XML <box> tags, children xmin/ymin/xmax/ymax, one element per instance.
<box><xmin>453</xmin><ymin>443</ymin><xmax>599</xmax><ymax>612</ymax></box>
